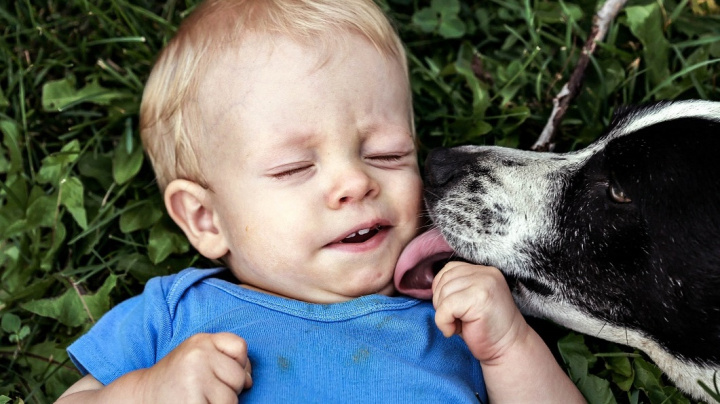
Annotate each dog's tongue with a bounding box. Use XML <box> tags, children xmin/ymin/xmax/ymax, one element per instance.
<box><xmin>394</xmin><ymin>228</ymin><xmax>455</xmax><ymax>300</ymax></box>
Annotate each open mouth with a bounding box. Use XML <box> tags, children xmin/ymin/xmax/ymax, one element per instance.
<box><xmin>340</xmin><ymin>225</ymin><xmax>383</xmax><ymax>244</ymax></box>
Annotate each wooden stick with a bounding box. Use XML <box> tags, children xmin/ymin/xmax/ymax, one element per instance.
<box><xmin>532</xmin><ymin>0</ymin><xmax>629</xmax><ymax>151</ymax></box>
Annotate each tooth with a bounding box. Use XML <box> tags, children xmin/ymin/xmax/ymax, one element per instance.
<box><xmin>345</xmin><ymin>232</ymin><xmax>356</xmax><ymax>239</ymax></box>
<box><xmin>358</xmin><ymin>228</ymin><xmax>370</xmax><ymax>235</ymax></box>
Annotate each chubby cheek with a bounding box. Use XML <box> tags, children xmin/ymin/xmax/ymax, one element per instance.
<box><xmin>394</xmin><ymin>172</ymin><xmax>424</xmax><ymax>237</ymax></box>
<box><xmin>234</xmin><ymin>204</ymin><xmax>314</xmax><ymax>257</ymax></box>
<box><xmin>224</xmin><ymin>219</ymin><xmax>296</xmax><ymax>283</ymax></box>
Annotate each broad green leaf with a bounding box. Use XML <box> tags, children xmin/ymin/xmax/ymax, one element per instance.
<box><xmin>37</xmin><ymin>162</ymin><xmax>62</xmax><ymax>185</ymax></box>
<box><xmin>25</xmin><ymin>194</ymin><xmax>58</xmax><ymax>229</ymax></box>
<box><xmin>534</xmin><ymin>2</ymin><xmax>584</xmax><ymax>23</ymax></box>
<box><xmin>42</xmin><ymin>77</ymin><xmax>77</xmax><ymax>111</ymax></box>
<box><xmin>0</xmin><ymin>246</ymin><xmax>22</xmax><ymax>292</ymax></box>
<box><xmin>37</xmin><ymin>140</ymin><xmax>81</xmax><ymax>184</ymax></box>
<box><xmin>42</xmin><ymin>77</ymin><xmax>129</xmax><ymax>111</ymax></box>
<box><xmin>471</xmin><ymin>120</ymin><xmax>493</xmax><ymax>136</ymax></box>
<box><xmin>432</xmin><ymin>0</ymin><xmax>460</xmax><ymax>14</ymax></box>
<box><xmin>577</xmin><ymin>374</ymin><xmax>618</xmax><ymax>404</ymax></box>
<box><xmin>77</xmin><ymin>152</ymin><xmax>114</xmax><ymax>189</ymax></box>
<box><xmin>558</xmin><ymin>332</ymin><xmax>595</xmax><ymax>376</ymax></box>
<box><xmin>41</xmin><ymin>221</ymin><xmax>67</xmax><ymax>271</ymax></box>
<box><xmin>60</xmin><ymin>177</ymin><xmax>88</xmax><ymax>229</ymax></box>
<box><xmin>439</xmin><ymin>15</ymin><xmax>466</xmax><ymax>38</ymax></box>
<box><xmin>415</xmin><ymin>0</ymin><xmax>465</xmax><ymax>38</ymax></box>
<box><xmin>0</xmin><ymin>175</ymin><xmax>29</xmax><ymax>236</ymax></box>
<box><xmin>1</xmin><ymin>312</ymin><xmax>21</xmax><ymax>333</ymax></box>
<box><xmin>412</xmin><ymin>7</ymin><xmax>438</xmax><ymax>33</ymax></box>
<box><xmin>148</xmin><ymin>222</ymin><xmax>190</xmax><ymax>264</ymax></box>
<box><xmin>119</xmin><ymin>202</ymin><xmax>163</xmax><ymax>233</ymax></box>
<box><xmin>75</xmin><ymin>80</ymin><xmax>130</xmax><ymax>106</ymax></box>
<box><xmin>20</xmin><ymin>274</ymin><xmax>117</xmax><ymax>327</ymax></box>
<box><xmin>0</xmin><ymin>119</ymin><xmax>22</xmax><ymax>174</ymax></box>
<box><xmin>558</xmin><ymin>334</ymin><xmax>617</xmax><ymax>403</ymax></box>
<box><xmin>117</xmin><ymin>252</ymin><xmax>163</xmax><ymax>282</ymax></box>
<box><xmin>112</xmin><ymin>130</ymin><xmax>144</xmax><ymax>185</ymax></box>
<box><xmin>625</xmin><ymin>4</ymin><xmax>670</xmax><ymax>88</ymax></box>
<box><xmin>9</xmin><ymin>325</ymin><xmax>30</xmax><ymax>342</ymax></box>
<box><xmin>454</xmin><ymin>42</ymin><xmax>490</xmax><ymax>116</ymax></box>
<box><xmin>633</xmin><ymin>358</ymin><xmax>668</xmax><ymax>403</ymax></box>
<box><xmin>0</xmin><ymin>244</ymin><xmax>20</xmax><ymax>272</ymax></box>
<box><xmin>22</xmin><ymin>288</ymin><xmax>87</xmax><ymax>327</ymax></box>
<box><xmin>606</xmin><ymin>354</ymin><xmax>634</xmax><ymax>391</ymax></box>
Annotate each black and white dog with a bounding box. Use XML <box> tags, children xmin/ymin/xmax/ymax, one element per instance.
<box><xmin>395</xmin><ymin>100</ymin><xmax>720</xmax><ymax>401</ymax></box>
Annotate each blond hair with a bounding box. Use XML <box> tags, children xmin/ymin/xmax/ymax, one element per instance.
<box><xmin>139</xmin><ymin>0</ymin><xmax>408</xmax><ymax>191</ymax></box>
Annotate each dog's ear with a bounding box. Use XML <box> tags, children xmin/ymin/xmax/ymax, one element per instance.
<box><xmin>164</xmin><ymin>179</ymin><xmax>229</xmax><ymax>260</ymax></box>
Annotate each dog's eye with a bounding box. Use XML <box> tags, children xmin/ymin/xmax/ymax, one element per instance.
<box><xmin>608</xmin><ymin>182</ymin><xmax>631</xmax><ymax>203</ymax></box>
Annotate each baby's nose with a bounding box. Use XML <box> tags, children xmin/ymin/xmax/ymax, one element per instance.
<box><xmin>326</xmin><ymin>164</ymin><xmax>379</xmax><ymax>208</ymax></box>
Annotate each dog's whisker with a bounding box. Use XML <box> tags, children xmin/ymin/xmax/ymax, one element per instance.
<box><xmin>596</xmin><ymin>322</ymin><xmax>607</xmax><ymax>338</ymax></box>
<box><xmin>625</xmin><ymin>328</ymin><xmax>629</xmax><ymax>347</ymax></box>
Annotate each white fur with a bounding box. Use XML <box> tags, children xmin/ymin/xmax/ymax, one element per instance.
<box><xmin>436</xmin><ymin>146</ymin><xmax>592</xmax><ymax>278</ymax></box>
<box><xmin>608</xmin><ymin>100</ymin><xmax>720</xmax><ymax>142</ymax></box>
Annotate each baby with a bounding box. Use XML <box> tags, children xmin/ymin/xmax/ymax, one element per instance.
<box><xmin>57</xmin><ymin>0</ymin><xmax>584</xmax><ymax>402</ymax></box>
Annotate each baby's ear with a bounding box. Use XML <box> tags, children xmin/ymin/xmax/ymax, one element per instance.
<box><xmin>164</xmin><ymin>179</ymin><xmax>229</xmax><ymax>260</ymax></box>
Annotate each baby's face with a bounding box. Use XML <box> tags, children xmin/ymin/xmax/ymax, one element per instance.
<box><xmin>196</xmin><ymin>33</ymin><xmax>422</xmax><ymax>303</ymax></box>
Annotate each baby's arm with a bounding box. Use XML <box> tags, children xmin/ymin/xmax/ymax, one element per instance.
<box><xmin>56</xmin><ymin>332</ymin><xmax>252</xmax><ymax>404</ymax></box>
<box><xmin>432</xmin><ymin>262</ymin><xmax>585</xmax><ymax>403</ymax></box>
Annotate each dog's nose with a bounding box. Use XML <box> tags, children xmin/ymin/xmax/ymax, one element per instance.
<box><xmin>425</xmin><ymin>147</ymin><xmax>476</xmax><ymax>187</ymax></box>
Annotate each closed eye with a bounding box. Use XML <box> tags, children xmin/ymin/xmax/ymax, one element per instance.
<box><xmin>269</xmin><ymin>164</ymin><xmax>313</xmax><ymax>179</ymax></box>
<box><xmin>371</xmin><ymin>155</ymin><xmax>404</xmax><ymax>161</ymax></box>
<box><xmin>366</xmin><ymin>152</ymin><xmax>413</xmax><ymax>166</ymax></box>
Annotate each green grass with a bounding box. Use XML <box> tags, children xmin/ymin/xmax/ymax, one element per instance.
<box><xmin>1</xmin><ymin>0</ymin><xmax>719</xmax><ymax>402</ymax></box>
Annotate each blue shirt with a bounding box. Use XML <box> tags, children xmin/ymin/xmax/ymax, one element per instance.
<box><xmin>68</xmin><ymin>267</ymin><xmax>487</xmax><ymax>403</ymax></box>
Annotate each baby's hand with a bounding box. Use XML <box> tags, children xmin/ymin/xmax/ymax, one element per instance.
<box><xmin>433</xmin><ymin>262</ymin><xmax>586</xmax><ymax>402</ymax></box>
<box><xmin>141</xmin><ymin>332</ymin><xmax>252</xmax><ymax>403</ymax></box>
<box><xmin>432</xmin><ymin>262</ymin><xmax>527</xmax><ymax>363</ymax></box>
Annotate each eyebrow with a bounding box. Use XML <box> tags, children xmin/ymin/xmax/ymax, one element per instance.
<box><xmin>359</xmin><ymin>122</ymin><xmax>414</xmax><ymax>144</ymax></box>
<box><xmin>269</xmin><ymin>131</ymin><xmax>317</xmax><ymax>150</ymax></box>
<box><xmin>263</xmin><ymin>121</ymin><xmax>413</xmax><ymax>154</ymax></box>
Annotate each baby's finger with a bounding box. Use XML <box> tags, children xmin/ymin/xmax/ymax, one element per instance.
<box><xmin>434</xmin><ymin>292</ymin><xmax>474</xmax><ymax>337</ymax></box>
<box><xmin>211</xmin><ymin>333</ymin><xmax>250</xmax><ymax>365</ymax></box>
<box><xmin>432</xmin><ymin>261</ymin><xmax>466</xmax><ymax>306</ymax></box>
<box><xmin>244</xmin><ymin>360</ymin><xmax>253</xmax><ymax>389</ymax></box>
<box><xmin>210</xmin><ymin>354</ymin><xmax>252</xmax><ymax>394</ymax></box>
<box><xmin>211</xmin><ymin>333</ymin><xmax>253</xmax><ymax>389</ymax></box>
<box><xmin>432</xmin><ymin>262</ymin><xmax>478</xmax><ymax>309</ymax></box>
